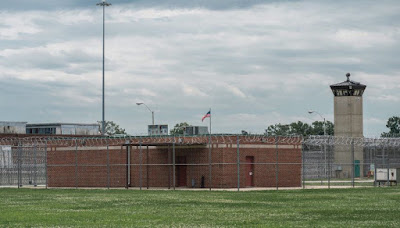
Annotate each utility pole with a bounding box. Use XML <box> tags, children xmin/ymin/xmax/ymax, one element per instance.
<box><xmin>97</xmin><ymin>0</ymin><xmax>111</xmax><ymax>135</ymax></box>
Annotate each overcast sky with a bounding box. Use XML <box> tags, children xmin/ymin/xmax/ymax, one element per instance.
<box><xmin>0</xmin><ymin>0</ymin><xmax>399</xmax><ymax>136</ymax></box>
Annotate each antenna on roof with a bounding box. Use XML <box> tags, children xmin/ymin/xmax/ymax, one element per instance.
<box><xmin>346</xmin><ymin>73</ymin><xmax>350</xmax><ymax>82</ymax></box>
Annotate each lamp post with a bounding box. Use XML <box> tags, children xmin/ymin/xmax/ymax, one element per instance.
<box><xmin>308</xmin><ymin>110</ymin><xmax>327</xmax><ymax>185</ymax></box>
<box><xmin>136</xmin><ymin>103</ymin><xmax>154</xmax><ymax>125</ymax></box>
<box><xmin>97</xmin><ymin>0</ymin><xmax>111</xmax><ymax>135</ymax></box>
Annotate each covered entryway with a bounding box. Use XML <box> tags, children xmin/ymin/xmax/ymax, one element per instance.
<box><xmin>176</xmin><ymin>156</ymin><xmax>187</xmax><ymax>187</ymax></box>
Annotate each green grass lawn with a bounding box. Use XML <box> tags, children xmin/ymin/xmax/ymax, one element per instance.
<box><xmin>1</xmin><ymin>187</ymin><xmax>399</xmax><ymax>227</ymax></box>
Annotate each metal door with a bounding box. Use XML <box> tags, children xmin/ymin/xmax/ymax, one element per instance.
<box><xmin>246</xmin><ymin>156</ymin><xmax>254</xmax><ymax>187</ymax></box>
<box><xmin>354</xmin><ymin>160</ymin><xmax>360</xmax><ymax>178</ymax></box>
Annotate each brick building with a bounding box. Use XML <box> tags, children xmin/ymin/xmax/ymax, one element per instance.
<box><xmin>46</xmin><ymin>136</ymin><xmax>302</xmax><ymax>188</ymax></box>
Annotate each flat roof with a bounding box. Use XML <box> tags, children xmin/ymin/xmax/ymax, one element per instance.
<box><xmin>27</xmin><ymin>123</ymin><xmax>99</xmax><ymax>127</ymax></box>
<box><xmin>123</xmin><ymin>142</ymin><xmax>207</xmax><ymax>147</ymax></box>
<box><xmin>0</xmin><ymin>121</ymin><xmax>27</xmax><ymax>124</ymax></box>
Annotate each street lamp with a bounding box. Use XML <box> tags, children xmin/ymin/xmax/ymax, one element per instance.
<box><xmin>136</xmin><ymin>103</ymin><xmax>154</xmax><ymax>125</ymax></box>
<box><xmin>97</xmin><ymin>0</ymin><xmax>111</xmax><ymax>135</ymax></box>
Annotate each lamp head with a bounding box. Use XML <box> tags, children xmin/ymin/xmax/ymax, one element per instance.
<box><xmin>308</xmin><ymin>111</ymin><xmax>314</xmax><ymax>114</ymax></box>
<box><xmin>136</xmin><ymin>103</ymin><xmax>143</xmax><ymax>105</ymax></box>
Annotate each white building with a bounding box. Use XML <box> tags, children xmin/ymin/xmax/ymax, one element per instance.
<box><xmin>148</xmin><ymin>125</ymin><xmax>168</xmax><ymax>136</ymax></box>
<box><xmin>0</xmin><ymin>121</ymin><xmax>27</xmax><ymax>134</ymax></box>
<box><xmin>26</xmin><ymin>123</ymin><xmax>100</xmax><ymax>135</ymax></box>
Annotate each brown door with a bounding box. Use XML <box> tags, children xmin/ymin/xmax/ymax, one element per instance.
<box><xmin>246</xmin><ymin>156</ymin><xmax>254</xmax><ymax>187</ymax></box>
<box><xmin>176</xmin><ymin>156</ymin><xmax>187</xmax><ymax>187</ymax></box>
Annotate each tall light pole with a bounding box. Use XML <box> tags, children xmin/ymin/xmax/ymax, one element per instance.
<box><xmin>136</xmin><ymin>103</ymin><xmax>154</xmax><ymax>125</ymax></box>
<box><xmin>308</xmin><ymin>110</ymin><xmax>327</xmax><ymax>185</ymax></box>
<box><xmin>97</xmin><ymin>0</ymin><xmax>111</xmax><ymax>135</ymax></box>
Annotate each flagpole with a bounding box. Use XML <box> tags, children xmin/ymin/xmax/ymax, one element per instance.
<box><xmin>209</xmin><ymin>108</ymin><xmax>212</xmax><ymax>135</ymax></box>
<box><xmin>208</xmin><ymin>108</ymin><xmax>212</xmax><ymax>191</ymax></box>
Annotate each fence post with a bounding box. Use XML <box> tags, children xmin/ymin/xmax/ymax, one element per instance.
<box><xmin>302</xmin><ymin>141</ymin><xmax>305</xmax><ymax>189</ymax></box>
<box><xmin>168</xmin><ymin>145</ymin><xmax>171</xmax><ymax>189</ymax></box>
<box><xmin>129</xmin><ymin>145</ymin><xmax>132</xmax><ymax>189</ymax></box>
<box><xmin>17</xmin><ymin>141</ymin><xmax>21</xmax><ymax>188</ymax></box>
<box><xmin>319</xmin><ymin>144</ymin><xmax>322</xmax><ymax>185</ymax></box>
<box><xmin>34</xmin><ymin>143</ymin><xmax>37</xmax><ymax>187</ymax></box>
<box><xmin>372</xmin><ymin>145</ymin><xmax>375</xmax><ymax>184</ymax></box>
<box><xmin>124</xmin><ymin>145</ymin><xmax>128</xmax><ymax>189</ymax></box>
<box><xmin>147</xmin><ymin>145</ymin><xmax>149</xmax><ymax>189</ymax></box>
<box><xmin>0</xmin><ymin>146</ymin><xmax>2</xmax><ymax>186</ymax></box>
<box><xmin>368</xmin><ymin>144</ymin><xmax>372</xmax><ymax>183</ymax></box>
<box><xmin>75</xmin><ymin>139</ymin><xmax>78</xmax><ymax>189</ymax></box>
<box><xmin>327</xmin><ymin>137</ymin><xmax>331</xmax><ymax>189</ymax></box>
<box><xmin>275</xmin><ymin>136</ymin><xmax>279</xmax><ymax>190</ymax></box>
<box><xmin>209</xmin><ymin>135</ymin><xmax>212</xmax><ymax>191</ymax></box>
<box><xmin>107</xmin><ymin>140</ymin><xmax>110</xmax><ymax>189</ymax></box>
<box><xmin>375</xmin><ymin>141</ymin><xmax>379</xmax><ymax>187</ymax></box>
<box><xmin>351</xmin><ymin>138</ymin><xmax>354</xmax><ymax>188</ymax></box>
<box><xmin>139</xmin><ymin>140</ymin><xmax>142</xmax><ymax>190</ymax></box>
<box><xmin>324</xmin><ymin>138</ymin><xmax>327</xmax><ymax>185</ymax></box>
<box><xmin>173</xmin><ymin>142</ymin><xmax>176</xmax><ymax>190</ymax></box>
<box><xmin>381</xmin><ymin>143</ymin><xmax>384</xmax><ymax>187</ymax></box>
<box><xmin>0</xmin><ymin>146</ymin><xmax>3</xmax><ymax>186</ymax></box>
<box><xmin>237</xmin><ymin>135</ymin><xmax>240</xmax><ymax>192</ymax></box>
<box><xmin>45</xmin><ymin>140</ymin><xmax>48</xmax><ymax>189</ymax></box>
<box><xmin>386</xmin><ymin>146</ymin><xmax>389</xmax><ymax>186</ymax></box>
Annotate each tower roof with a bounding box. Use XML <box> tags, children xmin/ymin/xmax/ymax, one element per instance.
<box><xmin>330</xmin><ymin>73</ymin><xmax>366</xmax><ymax>90</ymax></box>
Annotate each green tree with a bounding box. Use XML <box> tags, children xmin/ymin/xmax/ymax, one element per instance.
<box><xmin>98</xmin><ymin>120</ymin><xmax>126</xmax><ymax>135</ymax></box>
<box><xmin>310</xmin><ymin>121</ymin><xmax>334</xmax><ymax>135</ymax></box>
<box><xmin>381</xmin><ymin>116</ymin><xmax>400</xmax><ymax>137</ymax></box>
<box><xmin>289</xmin><ymin>121</ymin><xmax>312</xmax><ymax>136</ymax></box>
<box><xmin>170</xmin><ymin>122</ymin><xmax>190</xmax><ymax>135</ymax></box>
<box><xmin>266</xmin><ymin>121</ymin><xmax>334</xmax><ymax>136</ymax></box>
<box><xmin>266</xmin><ymin>123</ymin><xmax>291</xmax><ymax>136</ymax></box>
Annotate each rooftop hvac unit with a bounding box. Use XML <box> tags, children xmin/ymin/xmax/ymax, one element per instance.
<box><xmin>185</xmin><ymin>126</ymin><xmax>208</xmax><ymax>136</ymax></box>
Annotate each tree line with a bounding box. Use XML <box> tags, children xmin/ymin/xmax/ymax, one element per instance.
<box><xmin>381</xmin><ymin>116</ymin><xmax>400</xmax><ymax>137</ymax></box>
<box><xmin>265</xmin><ymin>121</ymin><xmax>334</xmax><ymax>136</ymax></box>
<box><xmin>100</xmin><ymin>116</ymin><xmax>399</xmax><ymax>137</ymax></box>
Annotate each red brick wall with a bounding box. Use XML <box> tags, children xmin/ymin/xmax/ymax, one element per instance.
<box><xmin>47</xmin><ymin>143</ymin><xmax>301</xmax><ymax>188</ymax></box>
<box><xmin>47</xmin><ymin>147</ymin><xmax>127</xmax><ymax>188</ymax></box>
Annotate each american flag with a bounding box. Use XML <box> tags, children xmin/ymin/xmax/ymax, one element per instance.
<box><xmin>201</xmin><ymin>110</ymin><xmax>211</xmax><ymax>122</ymax></box>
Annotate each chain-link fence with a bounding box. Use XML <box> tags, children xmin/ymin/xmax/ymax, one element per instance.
<box><xmin>1</xmin><ymin>135</ymin><xmax>399</xmax><ymax>190</ymax></box>
<box><xmin>303</xmin><ymin>136</ymin><xmax>400</xmax><ymax>188</ymax></box>
<box><xmin>0</xmin><ymin>144</ymin><xmax>46</xmax><ymax>187</ymax></box>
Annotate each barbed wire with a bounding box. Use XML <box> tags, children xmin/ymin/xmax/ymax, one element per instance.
<box><xmin>0</xmin><ymin>134</ymin><xmax>303</xmax><ymax>147</ymax></box>
<box><xmin>0</xmin><ymin>134</ymin><xmax>399</xmax><ymax>147</ymax></box>
<box><xmin>305</xmin><ymin>135</ymin><xmax>400</xmax><ymax>147</ymax></box>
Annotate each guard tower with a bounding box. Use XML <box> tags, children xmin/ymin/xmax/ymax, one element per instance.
<box><xmin>330</xmin><ymin>73</ymin><xmax>366</xmax><ymax>178</ymax></box>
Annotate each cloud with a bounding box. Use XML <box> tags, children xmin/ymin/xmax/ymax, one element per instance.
<box><xmin>371</xmin><ymin>95</ymin><xmax>400</xmax><ymax>102</ymax></box>
<box><xmin>365</xmin><ymin>117</ymin><xmax>386</xmax><ymax>125</ymax></box>
<box><xmin>2</xmin><ymin>0</ymin><xmax>291</xmax><ymax>11</ymax></box>
<box><xmin>182</xmin><ymin>83</ymin><xmax>208</xmax><ymax>97</ymax></box>
<box><xmin>223</xmin><ymin>84</ymin><xmax>246</xmax><ymax>98</ymax></box>
<box><xmin>0</xmin><ymin>12</ymin><xmax>42</xmax><ymax>39</ymax></box>
<box><xmin>333</xmin><ymin>29</ymin><xmax>395</xmax><ymax>48</ymax></box>
<box><xmin>0</xmin><ymin>0</ymin><xmax>399</xmax><ymax>136</ymax></box>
